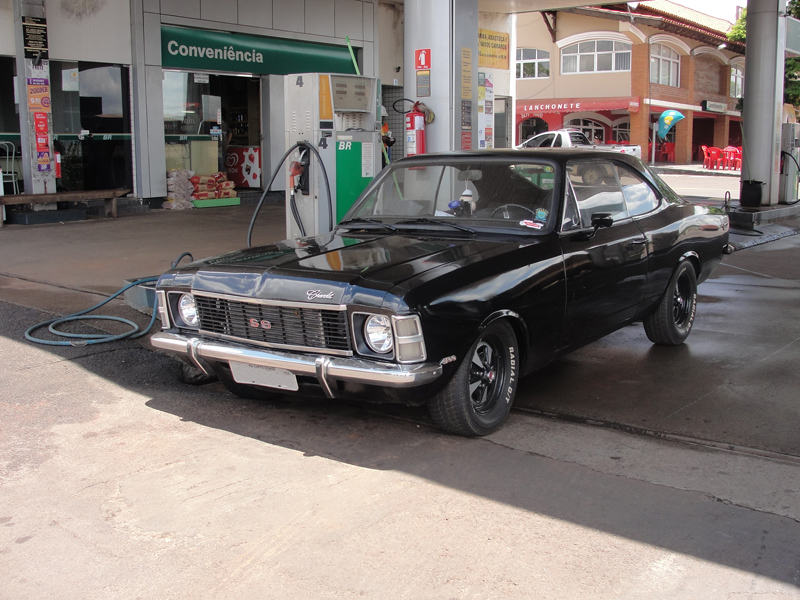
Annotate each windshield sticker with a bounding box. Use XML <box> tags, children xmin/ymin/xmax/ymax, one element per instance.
<box><xmin>534</xmin><ymin>208</ymin><xmax>549</xmax><ymax>221</ymax></box>
<box><xmin>520</xmin><ymin>220</ymin><xmax>544</xmax><ymax>229</ymax></box>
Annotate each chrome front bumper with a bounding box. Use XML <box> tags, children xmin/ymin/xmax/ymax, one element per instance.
<box><xmin>151</xmin><ymin>332</ymin><xmax>443</xmax><ymax>398</ymax></box>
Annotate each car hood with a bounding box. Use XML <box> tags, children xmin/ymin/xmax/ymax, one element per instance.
<box><xmin>162</xmin><ymin>231</ymin><xmax>521</xmax><ymax>306</ymax></box>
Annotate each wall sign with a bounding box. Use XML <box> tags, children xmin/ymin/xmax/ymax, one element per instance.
<box><xmin>702</xmin><ymin>100</ymin><xmax>728</xmax><ymax>114</ymax></box>
<box><xmin>415</xmin><ymin>49</ymin><xmax>431</xmax><ymax>70</ymax></box>
<box><xmin>22</xmin><ymin>16</ymin><xmax>48</xmax><ymax>60</ymax></box>
<box><xmin>161</xmin><ymin>26</ymin><xmax>356</xmax><ymax>75</ymax></box>
<box><xmin>478</xmin><ymin>29</ymin><xmax>509</xmax><ymax>70</ymax></box>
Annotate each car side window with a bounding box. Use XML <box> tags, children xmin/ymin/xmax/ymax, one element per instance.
<box><xmin>552</xmin><ymin>135</ymin><xmax>563</xmax><ymax>147</ymax></box>
<box><xmin>614</xmin><ymin>164</ymin><xmax>660</xmax><ymax>217</ymax></box>
<box><xmin>534</xmin><ymin>133</ymin><xmax>554</xmax><ymax>148</ymax></box>
<box><xmin>566</xmin><ymin>160</ymin><xmax>629</xmax><ymax>227</ymax></box>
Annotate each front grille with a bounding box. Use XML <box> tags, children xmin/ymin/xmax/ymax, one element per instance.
<box><xmin>194</xmin><ymin>295</ymin><xmax>351</xmax><ymax>353</ymax></box>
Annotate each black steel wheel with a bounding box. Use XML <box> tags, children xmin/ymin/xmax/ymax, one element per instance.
<box><xmin>643</xmin><ymin>261</ymin><xmax>698</xmax><ymax>346</ymax></box>
<box><xmin>428</xmin><ymin>320</ymin><xmax>519</xmax><ymax>436</ymax></box>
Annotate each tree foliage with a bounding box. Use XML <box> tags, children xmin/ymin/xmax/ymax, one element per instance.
<box><xmin>728</xmin><ymin>1</ymin><xmax>800</xmax><ymax>105</ymax></box>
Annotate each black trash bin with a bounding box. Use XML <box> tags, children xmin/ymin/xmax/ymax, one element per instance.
<box><xmin>740</xmin><ymin>180</ymin><xmax>764</xmax><ymax>208</ymax></box>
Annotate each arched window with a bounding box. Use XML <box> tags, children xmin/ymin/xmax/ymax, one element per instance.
<box><xmin>650</xmin><ymin>43</ymin><xmax>680</xmax><ymax>87</ymax></box>
<box><xmin>731</xmin><ymin>65</ymin><xmax>744</xmax><ymax>98</ymax></box>
<box><xmin>612</xmin><ymin>121</ymin><xmax>630</xmax><ymax>142</ymax></box>
<box><xmin>519</xmin><ymin>117</ymin><xmax>548</xmax><ymax>142</ymax></box>
<box><xmin>516</xmin><ymin>49</ymin><xmax>550</xmax><ymax>79</ymax></box>
<box><xmin>561</xmin><ymin>40</ymin><xmax>631</xmax><ymax>74</ymax></box>
<box><xmin>565</xmin><ymin>117</ymin><xmax>605</xmax><ymax>143</ymax></box>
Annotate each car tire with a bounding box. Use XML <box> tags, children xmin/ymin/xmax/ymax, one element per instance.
<box><xmin>581</xmin><ymin>167</ymin><xmax>602</xmax><ymax>185</ymax></box>
<box><xmin>643</xmin><ymin>261</ymin><xmax>698</xmax><ymax>346</ymax></box>
<box><xmin>215</xmin><ymin>363</ymin><xmax>285</xmax><ymax>401</ymax></box>
<box><xmin>428</xmin><ymin>320</ymin><xmax>519</xmax><ymax>436</ymax></box>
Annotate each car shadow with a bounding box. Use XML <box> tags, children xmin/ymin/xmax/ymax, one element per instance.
<box><xmin>4</xmin><ymin>296</ymin><xmax>800</xmax><ymax>588</ymax></box>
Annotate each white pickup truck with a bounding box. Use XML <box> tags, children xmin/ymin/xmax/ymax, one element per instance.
<box><xmin>518</xmin><ymin>129</ymin><xmax>642</xmax><ymax>159</ymax></box>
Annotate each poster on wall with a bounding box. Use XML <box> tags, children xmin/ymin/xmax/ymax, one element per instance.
<box><xmin>27</xmin><ymin>78</ymin><xmax>51</xmax><ymax>112</ymax></box>
<box><xmin>225</xmin><ymin>147</ymin><xmax>261</xmax><ymax>188</ymax></box>
<box><xmin>478</xmin><ymin>72</ymin><xmax>494</xmax><ymax>149</ymax></box>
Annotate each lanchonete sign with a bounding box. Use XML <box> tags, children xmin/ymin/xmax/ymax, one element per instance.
<box><xmin>516</xmin><ymin>96</ymin><xmax>640</xmax><ymax>120</ymax></box>
<box><xmin>161</xmin><ymin>25</ymin><xmax>356</xmax><ymax>75</ymax></box>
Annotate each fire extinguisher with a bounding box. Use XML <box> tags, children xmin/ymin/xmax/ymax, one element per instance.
<box><xmin>405</xmin><ymin>103</ymin><xmax>426</xmax><ymax>157</ymax></box>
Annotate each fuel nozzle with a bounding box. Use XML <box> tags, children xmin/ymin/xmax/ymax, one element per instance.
<box><xmin>289</xmin><ymin>148</ymin><xmax>310</xmax><ymax>195</ymax></box>
<box><xmin>289</xmin><ymin>160</ymin><xmax>305</xmax><ymax>193</ymax></box>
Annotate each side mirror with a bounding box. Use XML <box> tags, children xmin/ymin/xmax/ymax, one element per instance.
<box><xmin>591</xmin><ymin>212</ymin><xmax>613</xmax><ymax>229</ymax></box>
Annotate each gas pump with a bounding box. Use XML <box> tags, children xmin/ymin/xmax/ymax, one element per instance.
<box><xmin>284</xmin><ymin>73</ymin><xmax>382</xmax><ymax>238</ymax></box>
<box><xmin>779</xmin><ymin>123</ymin><xmax>800</xmax><ymax>204</ymax></box>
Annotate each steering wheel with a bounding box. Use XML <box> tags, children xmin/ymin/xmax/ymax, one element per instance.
<box><xmin>490</xmin><ymin>204</ymin><xmax>537</xmax><ymax>219</ymax></box>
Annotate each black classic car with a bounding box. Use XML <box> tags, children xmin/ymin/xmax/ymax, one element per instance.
<box><xmin>151</xmin><ymin>149</ymin><xmax>731</xmax><ymax>436</ymax></box>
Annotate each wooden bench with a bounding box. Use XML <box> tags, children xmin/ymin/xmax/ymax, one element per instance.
<box><xmin>0</xmin><ymin>188</ymin><xmax>131</xmax><ymax>227</ymax></box>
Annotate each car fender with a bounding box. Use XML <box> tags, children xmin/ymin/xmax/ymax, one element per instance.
<box><xmin>479</xmin><ymin>309</ymin><xmax>532</xmax><ymax>374</ymax></box>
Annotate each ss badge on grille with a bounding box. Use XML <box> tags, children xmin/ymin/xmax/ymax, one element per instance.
<box><xmin>249</xmin><ymin>319</ymin><xmax>272</xmax><ymax>330</ymax></box>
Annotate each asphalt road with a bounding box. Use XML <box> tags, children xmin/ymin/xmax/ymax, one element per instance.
<box><xmin>1</xmin><ymin>298</ymin><xmax>800</xmax><ymax>598</ymax></box>
<box><xmin>1</xmin><ymin>198</ymin><xmax>800</xmax><ymax>597</ymax></box>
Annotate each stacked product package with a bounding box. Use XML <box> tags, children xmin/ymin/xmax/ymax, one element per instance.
<box><xmin>163</xmin><ymin>170</ymin><xmax>238</xmax><ymax>209</ymax></box>
<box><xmin>163</xmin><ymin>169</ymin><xmax>195</xmax><ymax>210</ymax></box>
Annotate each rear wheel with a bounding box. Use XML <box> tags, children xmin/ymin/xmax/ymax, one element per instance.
<box><xmin>428</xmin><ymin>320</ymin><xmax>519</xmax><ymax>436</ymax></box>
<box><xmin>644</xmin><ymin>261</ymin><xmax>698</xmax><ymax>345</ymax></box>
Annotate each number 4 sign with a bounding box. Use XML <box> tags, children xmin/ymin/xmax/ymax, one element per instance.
<box><xmin>415</xmin><ymin>49</ymin><xmax>431</xmax><ymax>70</ymax></box>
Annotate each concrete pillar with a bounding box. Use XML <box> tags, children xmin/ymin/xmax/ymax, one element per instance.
<box><xmin>742</xmin><ymin>0</ymin><xmax>786</xmax><ymax>204</ymax></box>
<box><xmin>404</xmin><ymin>0</ymin><xmax>479</xmax><ymax>152</ymax></box>
<box><xmin>130</xmin><ymin>0</ymin><xmax>167</xmax><ymax>199</ymax></box>
<box><xmin>676</xmin><ymin>111</ymin><xmax>693</xmax><ymax>163</ymax></box>
<box><xmin>713</xmin><ymin>115</ymin><xmax>729</xmax><ymax>148</ymax></box>
<box><xmin>629</xmin><ymin>43</ymin><xmax>650</xmax><ymax>154</ymax></box>
<box><xmin>13</xmin><ymin>0</ymin><xmax>56</xmax><ymax>195</ymax></box>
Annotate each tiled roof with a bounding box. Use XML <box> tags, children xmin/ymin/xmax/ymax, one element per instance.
<box><xmin>637</xmin><ymin>0</ymin><xmax>735</xmax><ymax>34</ymax></box>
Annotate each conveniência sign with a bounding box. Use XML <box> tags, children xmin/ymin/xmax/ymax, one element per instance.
<box><xmin>160</xmin><ymin>25</ymin><xmax>355</xmax><ymax>76</ymax></box>
<box><xmin>166</xmin><ymin>40</ymin><xmax>264</xmax><ymax>64</ymax></box>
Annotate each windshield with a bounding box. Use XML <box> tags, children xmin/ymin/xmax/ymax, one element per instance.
<box><xmin>343</xmin><ymin>158</ymin><xmax>559</xmax><ymax>232</ymax></box>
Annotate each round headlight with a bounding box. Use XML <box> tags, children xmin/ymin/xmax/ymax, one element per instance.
<box><xmin>364</xmin><ymin>314</ymin><xmax>393</xmax><ymax>354</ymax></box>
<box><xmin>178</xmin><ymin>293</ymin><xmax>199</xmax><ymax>327</ymax></box>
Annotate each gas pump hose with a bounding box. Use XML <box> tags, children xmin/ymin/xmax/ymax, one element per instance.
<box><xmin>246</xmin><ymin>141</ymin><xmax>333</xmax><ymax>248</ymax></box>
<box><xmin>25</xmin><ymin>253</ymin><xmax>195</xmax><ymax>347</ymax></box>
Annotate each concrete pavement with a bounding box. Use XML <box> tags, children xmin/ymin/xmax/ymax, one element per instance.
<box><xmin>1</xmin><ymin>193</ymin><xmax>800</xmax><ymax>597</ymax></box>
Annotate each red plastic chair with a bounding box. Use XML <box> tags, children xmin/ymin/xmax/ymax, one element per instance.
<box><xmin>701</xmin><ymin>145</ymin><xmax>711</xmax><ymax>169</ymax></box>
<box><xmin>659</xmin><ymin>142</ymin><xmax>675</xmax><ymax>163</ymax></box>
<box><xmin>707</xmin><ymin>147</ymin><xmax>723</xmax><ymax>170</ymax></box>
<box><xmin>722</xmin><ymin>146</ymin><xmax>739</xmax><ymax>170</ymax></box>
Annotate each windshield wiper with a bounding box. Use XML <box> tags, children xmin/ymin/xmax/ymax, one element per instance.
<box><xmin>336</xmin><ymin>218</ymin><xmax>397</xmax><ymax>232</ymax></box>
<box><xmin>396</xmin><ymin>218</ymin><xmax>476</xmax><ymax>235</ymax></box>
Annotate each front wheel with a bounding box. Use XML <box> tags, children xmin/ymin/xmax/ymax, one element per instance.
<box><xmin>428</xmin><ymin>320</ymin><xmax>519</xmax><ymax>436</ymax></box>
<box><xmin>643</xmin><ymin>261</ymin><xmax>698</xmax><ymax>346</ymax></box>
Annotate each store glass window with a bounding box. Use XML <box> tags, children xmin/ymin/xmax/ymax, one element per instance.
<box><xmin>731</xmin><ymin>65</ymin><xmax>744</xmax><ymax>98</ymax></box>
<box><xmin>561</xmin><ymin>40</ymin><xmax>631</xmax><ymax>74</ymax></box>
<box><xmin>650</xmin><ymin>43</ymin><xmax>680</xmax><ymax>87</ymax></box>
<box><xmin>163</xmin><ymin>70</ymin><xmax>261</xmax><ymax>187</ymax></box>
<box><xmin>48</xmin><ymin>61</ymin><xmax>132</xmax><ymax>191</ymax></box>
<box><xmin>516</xmin><ymin>48</ymin><xmax>550</xmax><ymax>79</ymax></box>
<box><xmin>565</xmin><ymin>118</ymin><xmax>605</xmax><ymax>143</ymax></box>
<box><xmin>0</xmin><ymin>56</ymin><xmax>20</xmax><ymax>134</ymax></box>
<box><xmin>612</xmin><ymin>121</ymin><xmax>630</xmax><ymax>142</ymax></box>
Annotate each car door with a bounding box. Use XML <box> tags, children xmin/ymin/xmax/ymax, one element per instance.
<box><xmin>558</xmin><ymin>159</ymin><xmax>649</xmax><ymax>348</ymax></box>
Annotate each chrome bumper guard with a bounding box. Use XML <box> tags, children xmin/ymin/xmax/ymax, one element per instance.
<box><xmin>151</xmin><ymin>332</ymin><xmax>443</xmax><ymax>397</ymax></box>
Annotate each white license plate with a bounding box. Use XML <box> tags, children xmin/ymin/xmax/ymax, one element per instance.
<box><xmin>229</xmin><ymin>362</ymin><xmax>299</xmax><ymax>391</ymax></box>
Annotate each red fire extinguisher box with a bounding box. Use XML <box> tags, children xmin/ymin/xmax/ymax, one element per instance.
<box><xmin>224</xmin><ymin>147</ymin><xmax>261</xmax><ymax>188</ymax></box>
